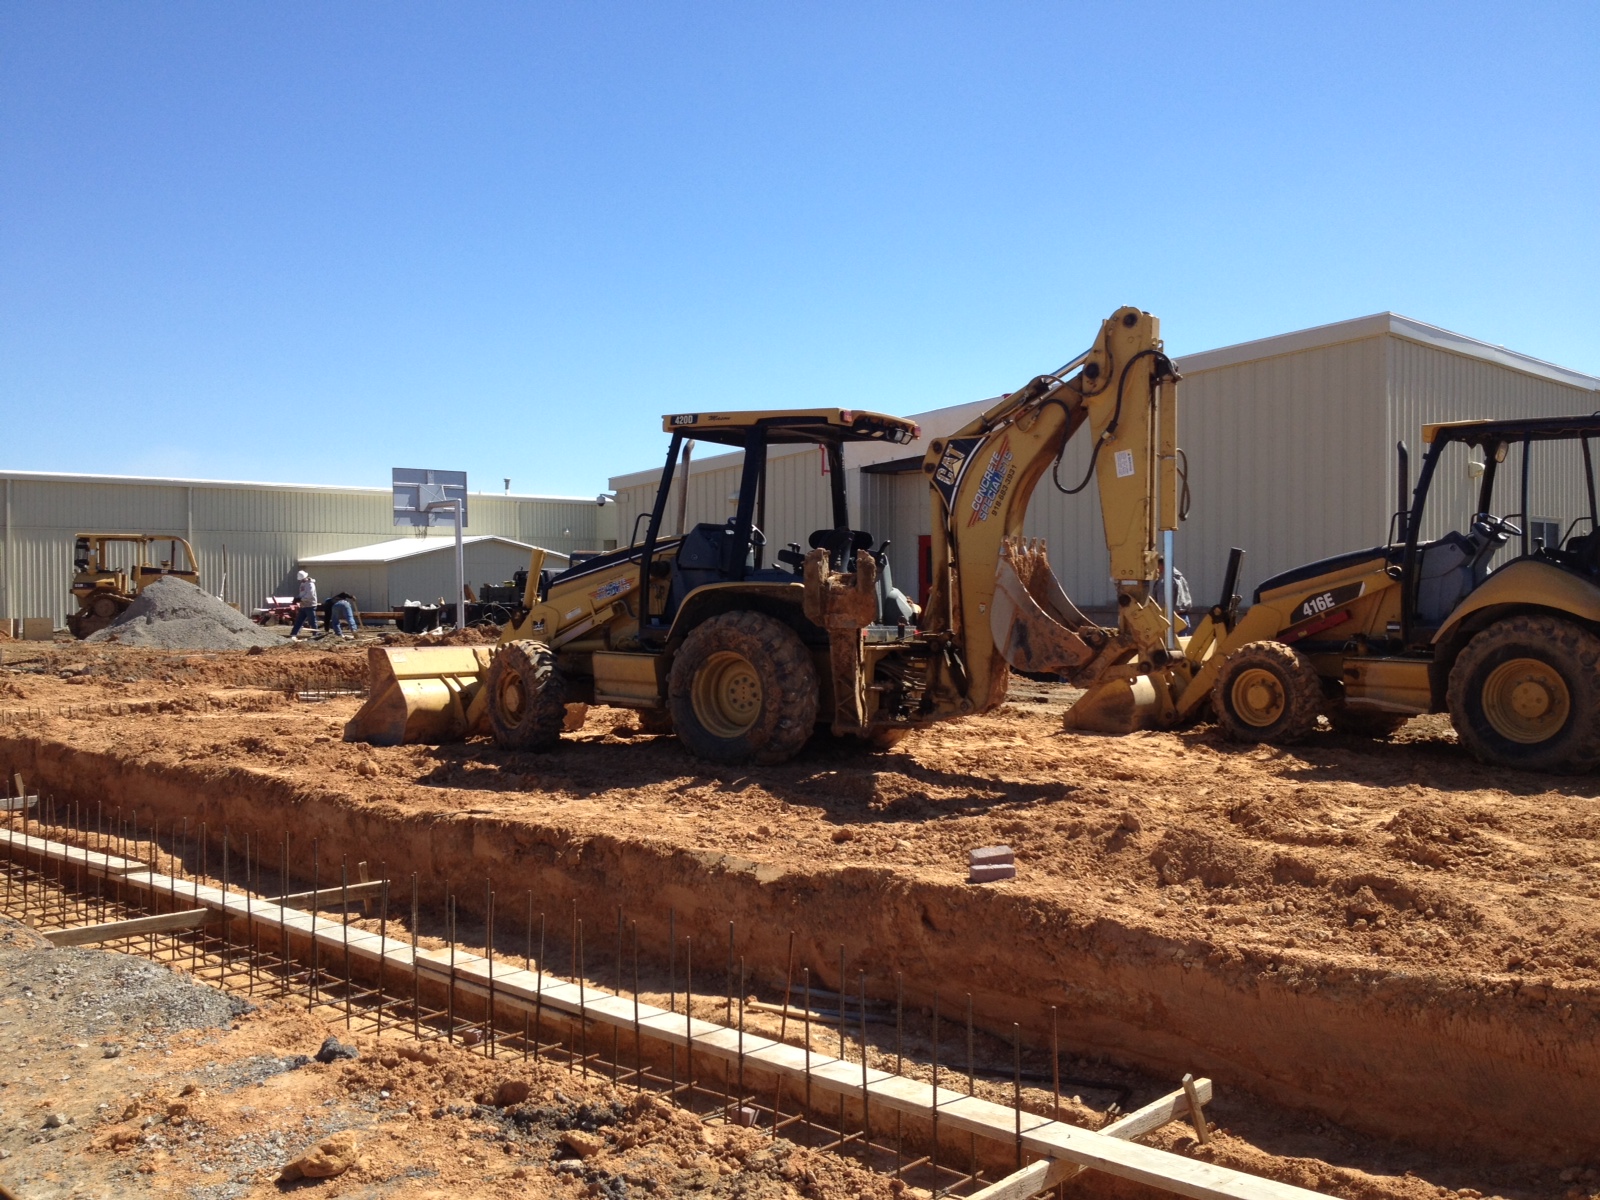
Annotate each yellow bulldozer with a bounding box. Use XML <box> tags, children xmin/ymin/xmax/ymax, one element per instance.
<box><xmin>67</xmin><ymin>533</ymin><xmax>201</xmax><ymax>638</ymax></box>
<box><xmin>345</xmin><ymin>305</ymin><xmax>1185</xmax><ymax>761</ymax></box>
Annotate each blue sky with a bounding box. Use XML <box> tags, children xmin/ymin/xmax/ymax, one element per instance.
<box><xmin>2</xmin><ymin>3</ymin><xmax>1596</xmax><ymax>496</ymax></box>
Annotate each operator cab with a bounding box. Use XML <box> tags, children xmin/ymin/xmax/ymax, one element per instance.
<box><xmin>640</xmin><ymin>409</ymin><xmax>922</xmax><ymax>638</ymax></box>
<box><xmin>1403</xmin><ymin>416</ymin><xmax>1600</xmax><ymax>639</ymax></box>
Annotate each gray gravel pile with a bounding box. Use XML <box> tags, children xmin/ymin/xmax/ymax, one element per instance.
<box><xmin>87</xmin><ymin>577</ymin><xmax>283</xmax><ymax>650</ymax></box>
<box><xmin>0</xmin><ymin>917</ymin><xmax>251</xmax><ymax>1039</ymax></box>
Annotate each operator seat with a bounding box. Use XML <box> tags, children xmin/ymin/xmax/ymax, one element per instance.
<box><xmin>1412</xmin><ymin>521</ymin><xmax>1506</xmax><ymax>629</ymax></box>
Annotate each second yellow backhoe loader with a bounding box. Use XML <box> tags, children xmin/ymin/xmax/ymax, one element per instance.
<box><xmin>345</xmin><ymin>305</ymin><xmax>1185</xmax><ymax>762</ymax></box>
<box><xmin>1063</xmin><ymin>415</ymin><xmax>1600</xmax><ymax>774</ymax></box>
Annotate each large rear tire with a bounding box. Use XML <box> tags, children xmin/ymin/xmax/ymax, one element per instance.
<box><xmin>1447</xmin><ymin>615</ymin><xmax>1600</xmax><ymax>774</ymax></box>
<box><xmin>668</xmin><ymin>611</ymin><xmax>818</xmax><ymax>765</ymax></box>
<box><xmin>1211</xmin><ymin>640</ymin><xmax>1322</xmax><ymax>744</ymax></box>
<box><xmin>486</xmin><ymin>640</ymin><xmax>569</xmax><ymax>751</ymax></box>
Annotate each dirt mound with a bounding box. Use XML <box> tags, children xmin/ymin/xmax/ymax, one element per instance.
<box><xmin>378</xmin><ymin>625</ymin><xmax>501</xmax><ymax>647</ymax></box>
<box><xmin>87</xmin><ymin>578</ymin><xmax>283</xmax><ymax>651</ymax></box>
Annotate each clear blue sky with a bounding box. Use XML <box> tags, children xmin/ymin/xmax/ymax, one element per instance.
<box><xmin>3</xmin><ymin>3</ymin><xmax>1596</xmax><ymax>497</ymax></box>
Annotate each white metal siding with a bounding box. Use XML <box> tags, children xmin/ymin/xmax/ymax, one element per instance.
<box><xmin>0</xmin><ymin>475</ymin><xmax>602</xmax><ymax>627</ymax></box>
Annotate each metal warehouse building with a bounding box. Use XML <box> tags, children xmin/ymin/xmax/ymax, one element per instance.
<box><xmin>0</xmin><ymin>475</ymin><xmax>616</xmax><ymax>627</ymax></box>
<box><xmin>610</xmin><ymin>312</ymin><xmax>1600</xmax><ymax>615</ymax></box>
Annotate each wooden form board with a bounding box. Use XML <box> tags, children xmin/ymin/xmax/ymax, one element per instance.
<box><xmin>100</xmin><ymin>864</ymin><xmax>1327</xmax><ymax>1200</ymax></box>
<box><xmin>43</xmin><ymin>908</ymin><xmax>211</xmax><ymax>947</ymax></box>
<box><xmin>1</xmin><ymin>830</ymin><xmax>144</xmax><ymax>875</ymax></box>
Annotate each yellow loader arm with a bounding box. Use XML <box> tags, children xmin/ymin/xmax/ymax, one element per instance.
<box><xmin>919</xmin><ymin>306</ymin><xmax>1180</xmax><ymax>715</ymax></box>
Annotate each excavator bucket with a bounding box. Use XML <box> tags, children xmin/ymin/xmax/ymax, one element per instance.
<box><xmin>991</xmin><ymin>539</ymin><xmax>1167</xmax><ymax>735</ymax></box>
<box><xmin>990</xmin><ymin>539</ymin><xmax>1101</xmax><ymax>676</ymax></box>
<box><xmin>344</xmin><ymin>646</ymin><xmax>497</xmax><ymax>745</ymax></box>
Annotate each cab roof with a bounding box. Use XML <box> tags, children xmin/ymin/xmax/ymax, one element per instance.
<box><xmin>660</xmin><ymin>408</ymin><xmax>920</xmax><ymax>448</ymax></box>
<box><xmin>1422</xmin><ymin>415</ymin><xmax>1600</xmax><ymax>445</ymax></box>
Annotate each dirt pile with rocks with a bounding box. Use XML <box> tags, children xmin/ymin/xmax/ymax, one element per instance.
<box><xmin>86</xmin><ymin>578</ymin><xmax>283</xmax><ymax>651</ymax></box>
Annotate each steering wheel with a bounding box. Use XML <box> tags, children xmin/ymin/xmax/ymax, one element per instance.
<box><xmin>1472</xmin><ymin>513</ymin><xmax>1521</xmax><ymax>540</ymax></box>
<box><xmin>748</xmin><ymin>524</ymin><xmax>766</xmax><ymax>547</ymax></box>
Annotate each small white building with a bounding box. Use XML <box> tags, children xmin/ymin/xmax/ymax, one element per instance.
<box><xmin>297</xmin><ymin>536</ymin><xmax>568</xmax><ymax>613</ymax></box>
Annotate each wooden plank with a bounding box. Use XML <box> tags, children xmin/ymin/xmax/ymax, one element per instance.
<box><xmin>968</xmin><ymin>1080</ymin><xmax>1216</xmax><ymax>1200</ymax></box>
<box><xmin>1106</xmin><ymin>1077</ymin><xmax>1213</xmax><ymax>1142</ymax></box>
<box><xmin>1</xmin><ymin>795</ymin><xmax>38</xmax><ymax>814</ymax></box>
<box><xmin>275</xmin><ymin>880</ymin><xmax>387</xmax><ymax>908</ymax></box>
<box><xmin>42</xmin><ymin>908</ymin><xmax>211</xmax><ymax>947</ymax></box>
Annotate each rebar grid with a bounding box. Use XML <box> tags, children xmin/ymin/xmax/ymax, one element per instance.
<box><xmin>0</xmin><ymin>809</ymin><xmax>1057</xmax><ymax>1199</ymax></box>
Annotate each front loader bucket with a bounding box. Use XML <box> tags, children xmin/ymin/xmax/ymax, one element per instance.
<box><xmin>1061</xmin><ymin>675</ymin><xmax>1161</xmax><ymax>735</ymax></box>
<box><xmin>344</xmin><ymin>645</ymin><xmax>497</xmax><ymax>746</ymax></box>
<box><xmin>991</xmin><ymin>539</ymin><xmax>1103</xmax><ymax>676</ymax></box>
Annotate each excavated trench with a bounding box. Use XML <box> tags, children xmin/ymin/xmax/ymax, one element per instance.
<box><xmin>3</xmin><ymin>729</ymin><xmax>1596</xmax><ymax>1173</ymax></box>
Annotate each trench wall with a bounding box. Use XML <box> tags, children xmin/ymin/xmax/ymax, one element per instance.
<box><xmin>4</xmin><ymin>733</ymin><xmax>1596</xmax><ymax>1167</ymax></box>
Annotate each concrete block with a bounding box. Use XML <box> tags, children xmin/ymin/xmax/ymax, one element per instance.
<box><xmin>968</xmin><ymin>862</ymin><xmax>1017</xmax><ymax>884</ymax></box>
<box><xmin>21</xmin><ymin>618</ymin><xmax>54</xmax><ymax>641</ymax></box>
<box><xmin>969</xmin><ymin>845</ymin><xmax>1016</xmax><ymax>883</ymax></box>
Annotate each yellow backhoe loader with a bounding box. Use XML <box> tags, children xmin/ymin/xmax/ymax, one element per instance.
<box><xmin>1065</xmin><ymin>415</ymin><xmax>1600</xmax><ymax>774</ymax></box>
<box><xmin>67</xmin><ymin>533</ymin><xmax>201</xmax><ymax>638</ymax></box>
<box><xmin>345</xmin><ymin>305</ymin><xmax>1185</xmax><ymax>762</ymax></box>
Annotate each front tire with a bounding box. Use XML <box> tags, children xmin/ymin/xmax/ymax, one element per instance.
<box><xmin>668</xmin><ymin>611</ymin><xmax>818</xmax><ymax>765</ymax></box>
<box><xmin>1447</xmin><ymin>615</ymin><xmax>1600</xmax><ymax>773</ymax></box>
<box><xmin>486</xmin><ymin>640</ymin><xmax>569</xmax><ymax>751</ymax></box>
<box><xmin>1211</xmin><ymin>640</ymin><xmax>1322</xmax><ymax>744</ymax></box>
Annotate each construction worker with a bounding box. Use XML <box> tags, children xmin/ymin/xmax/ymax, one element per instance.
<box><xmin>329</xmin><ymin>592</ymin><xmax>359</xmax><ymax>638</ymax></box>
<box><xmin>1153</xmin><ymin>556</ymin><xmax>1192</xmax><ymax>633</ymax></box>
<box><xmin>290</xmin><ymin>570</ymin><xmax>319</xmax><ymax>637</ymax></box>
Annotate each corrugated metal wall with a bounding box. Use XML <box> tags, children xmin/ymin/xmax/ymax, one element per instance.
<box><xmin>0</xmin><ymin>475</ymin><xmax>604</xmax><ymax>626</ymax></box>
<box><xmin>1170</xmin><ymin>335</ymin><xmax>1391</xmax><ymax>607</ymax></box>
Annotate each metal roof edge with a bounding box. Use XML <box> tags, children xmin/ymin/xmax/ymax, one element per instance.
<box><xmin>1174</xmin><ymin>312</ymin><xmax>1600</xmax><ymax>392</ymax></box>
<box><xmin>298</xmin><ymin>534</ymin><xmax>565</xmax><ymax>565</ymax></box>
<box><xmin>0</xmin><ymin>468</ymin><xmax>597</xmax><ymax>503</ymax></box>
<box><xmin>1381</xmin><ymin>314</ymin><xmax>1600</xmax><ymax>392</ymax></box>
<box><xmin>1171</xmin><ymin>313</ymin><xmax>1396</xmax><ymax>374</ymax></box>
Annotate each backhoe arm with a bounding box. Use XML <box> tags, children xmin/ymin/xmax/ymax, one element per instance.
<box><xmin>919</xmin><ymin>306</ymin><xmax>1179</xmax><ymax>715</ymax></box>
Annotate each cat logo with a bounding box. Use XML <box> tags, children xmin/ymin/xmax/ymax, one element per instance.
<box><xmin>935</xmin><ymin>443</ymin><xmax>968</xmax><ymax>487</ymax></box>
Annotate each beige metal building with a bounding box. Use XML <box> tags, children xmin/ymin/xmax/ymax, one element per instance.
<box><xmin>0</xmin><ymin>473</ymin><xmax>616</xmax><ymax>628</ymax></box>
<box><xmin>297</xmin><ymin>536</ymin><xmax>571</xmax><ymax>614</ymax></box>
<box><xmin>610</xmin><ymin>313</ymin><xmax>1600</xmax><ymax>615</ymax></box>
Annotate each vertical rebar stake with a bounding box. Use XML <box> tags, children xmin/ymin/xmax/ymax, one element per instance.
<box><xmin>376</xmin><ymin>872</ymin><xmax>389</xmax><ymax>1041</ymax></box>
<box><xmin>341</xmin><ymin>858</ymin><xmax>352</xmax><ymax>1029</ymax></box>
<box><xmin>802</xmin><ymin>967</ymin><xmax>812</xmax><ymax>1144</ymax></box>
<box><xmin>1013</xmin><ymin>1022</ymin><xmax>1023</xmax><ymax>1170</ymax></box>
<box><xmin>895</xmin><ymin>971</ymin><xmax>904</xmax><ymax>1177</ymax></box>
<box><xmin>309</xmin><ymin>840</ymin><xmax>321</xmax><ymax>1004</ymax></box>
<box><xmin>631</xmin><ymin>921</ymin><xmax>642</xmax><ymax>1091</ymax></box>
<box><xmin>410</xmin><ymin>873</ymin><xmax>420</xmax><ymax>1041</ymax></box>
<box><xmin>1051</xmin><ymin>1006</ymin><xmax>1061</xmax><ymax>1122</ymax></box>
<box><xmin>683</xmin><ymin>935</ymin><xmax>693</xmax><ymax>1105</ymax></box>
<box><xmin>859</xmin><ymin>970</ymin><xmax>870</xmax><ymax>1160</ymax></box>
<box><xmin>280</xmin><ymin>834</ymin><xmax>290</xmax><ymax>999</ymax></box>
<box><xmin>577</xmin><ymin>917</ymin><xmax>588</xmax><ymax>1078</ymax></box>
<box><xmin>446</xmin><ymin>894</ymin><xmax>457</xmax><ymax>1043</ymax></box>
<box><xmin>931</xmin><ymin>992</ymin><xmax>940</xmax><ymax>1196</ymax></box>
<box><xmin>485</xmin><ymin>882</ymin><xmax>496</xmax><ymax>1059</ymax></box>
